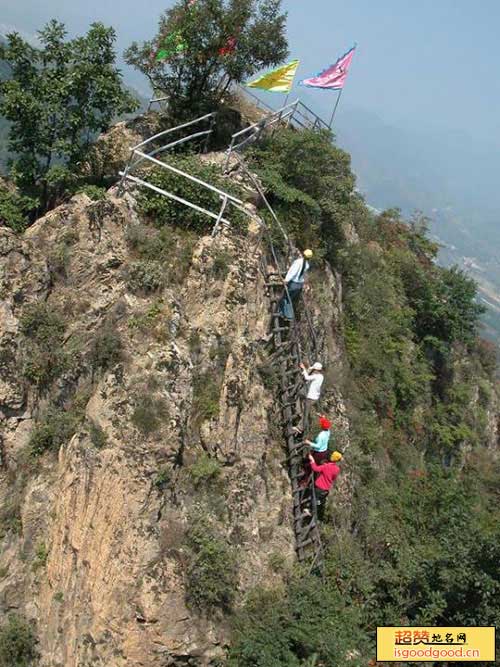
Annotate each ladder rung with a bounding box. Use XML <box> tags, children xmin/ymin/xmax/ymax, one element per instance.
<box><xmin>296</xmin><ymin>538</ymin><xmax>314</xmax><ymax>549</ymax></box>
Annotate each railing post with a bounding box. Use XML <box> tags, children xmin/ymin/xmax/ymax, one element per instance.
<box><xmin>212</xmin><ymin>195</ymin><xmax>229</xmax><ymax>237</ymax></box>
<box><xmin>202</xmin><ymin>114</ymin><xmax>216</xmax><ymax>154</ymax></box>
<box><xmin>118</xmin><ymin>150</ymin><xmax>134</xmax><ymax>196</ymax></box>
<box><xmin>288</xmin><ymin>100</ymin><xmax>298</xmax><ymax>128</ymax></box>
<box><xmin>224</xmin><ymin>137</ymin><xmax>234</xmax><ymax>173</ymax></box>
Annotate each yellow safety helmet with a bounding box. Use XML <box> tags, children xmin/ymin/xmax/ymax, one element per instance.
<box><xmin>331</xmin><ymin>451</ymin><xmax>343</xmax><ymax>462</ymax></box>
<box><xmin>303</xmin><ymin>249</ymin><xmax>313</xmax><ymax>259</ymax></box>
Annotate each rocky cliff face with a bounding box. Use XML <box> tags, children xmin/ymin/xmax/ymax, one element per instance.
<box><xmin>0</xmin><ymin>163</ymin><xmax>348</xmax><ymax>666</ymax></box>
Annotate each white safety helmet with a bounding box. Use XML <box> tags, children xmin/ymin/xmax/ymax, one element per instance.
<box><xmin>311</xmin><ymin>362</ymin><xmax>323</xmax><ymax>371</ymax></box>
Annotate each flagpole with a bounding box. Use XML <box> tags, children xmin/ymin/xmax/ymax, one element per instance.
<box><xmin>328</xmin><ymin>89</ymin><xmax>343</xmax><ymax>129</ymax></box>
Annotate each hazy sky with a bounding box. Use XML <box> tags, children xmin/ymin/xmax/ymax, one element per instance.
<box><xmin>1</xmin><ymin>0</ymin><xmax>499</xmax><ymax>145</ymax></box>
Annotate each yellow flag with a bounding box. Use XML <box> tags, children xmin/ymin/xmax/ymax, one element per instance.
<box><xmin>245</xmin><ymin>60</ymin><xmax>300</xmax><ymax>93</ymax></box>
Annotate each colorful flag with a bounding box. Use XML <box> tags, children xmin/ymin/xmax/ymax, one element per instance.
<box><xmin>300</xmin><ymin>45</ymin><xmax>356</xmax><ymax>90</ymax></box>
<box><xmin>219</xmin><ymin>36</ymin><xmax>237</xmax><ymax>56</ymax></box>
<box><xmin>245</xmin><ymin>59</ymin><xmax>300</xmax><ymax>93</ymax></box>
<box><xmin>156</xmin><ymin>31</ymin><xmax>187</xmax><ymax>62</ymax></box>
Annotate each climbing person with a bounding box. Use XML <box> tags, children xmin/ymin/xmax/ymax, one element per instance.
<box><xmin>278</xmin><ymin>249</ymin><xmax>313</xmax><ymax>320</ymax></box>
<box><xmin>297</xmin><ymin>361</ymin><xmax>324</xmax><ymax>433</ymax></box>
<box><xmin>308</xmin><ymin>451</ymin><xmax>342</xmax><ymax>521</ymax></box>
<box><xmin>305</xmin><ymin>415</ymin><xmax>331</xmax><ymax>464</ymax></box>
<box><xmin>299</xmin><ymin>415</ymin><xmax>332</xmax><ymax>488</ymax></box>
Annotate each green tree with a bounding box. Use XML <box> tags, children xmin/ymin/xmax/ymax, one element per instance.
<box><xmin>124</xmin><ymin>0</ymin><xmax>288</xmax><ymax>121</ymax></box>
<box><xmin>0</xmin><ymin>21</ymin><xmax>138</xmax><ymax>211</ymax></box>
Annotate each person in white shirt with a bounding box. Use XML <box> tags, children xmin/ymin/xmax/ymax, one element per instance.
<box><xmin>298</xmin><ymin>361</ymin><xmax>324</xmax><ymax>433</ymax></box>
<box><xmin>278</xmin><ymin>249</ymin><xmax>313</xmax><ymax>320</ymax></box>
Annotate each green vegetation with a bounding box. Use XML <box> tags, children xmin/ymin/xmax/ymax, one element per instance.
<box><xmin>247</xmin><ymin>127</ymin><xmax>359</xmax><ymax>254</ymax></box>
<box><xmin>229</xmin><ymin>577</ymin><xmax>368</xmax><ymax>667</ymax></box>
<box><xmin>211</xmin><ymin>248</ymin><xmax>232</xmax><ymax>281</ymax></box>
<box><xmin>32</xmin><ymin>543</ymin><xmax>48</xmax><ymax>571</ymax></box>
<box><xmin>47</xmin><ymin>229</ymin><xmax>78</xmax><ymax>278</ymax></box>
<box><xmin>128</xmin><ymin>300</ymin><xmax>172</xmax><ymax>343</ymax></box>
<box><xmin>29</xmin><ymin>405</ymin><xmax>83</xmax><ymax>456</ymax></box>
<box><xmin>125</xmin><ymin>0</ymin><xmax>288</xmax><ymax>122</ymax></box>
<box><xmin>0</xmin><ymin>185</ymin><xmax>37</xmax><ymax>232</ymax></box>
<box><xmin>339</xmin><ymin>209</ymin><xmax>486</xmax><ymax>460</ymax></box>
<box><xmin>232</xmin><ymin>466</ymin><xmax>500</xmax><ymax>664</ymax></box>
<box><xmin>126</xmin><ymin>222</ymin><xmax>196</xmax><ymax>285</ymax></box>
<box><xmin>192</xmin><ymin>372</ymin><xmax>221</xmax><ymax>423</ymax></box>
<box><xmin>89</xmin><ymin>325</ymin><xmax>123</xmax><ymax>373</ymax></box>
<box><xmin>131</xmin><ymin>395</ymin><xmax>168</xmax><ymax>436</ymax></box>
<box><xmin>185</xmin><ymin>517</ymin><xmax>237</xmax><ymax>612</ymax></box>
<box><xmin>0</xmin><ymin>498</ymin><xmax>22</xmax><ymax>539</ymax></box>
<box><xmin>136</xmin><ymin>155</ymin><xmax>245</xmax><ymax>234</ymax></box>
<box><xmin>154</xmin><ymin>466</ymin><xmax>171</xmax><ymax>490</ymax></box>
<box><xmin>20</xmin><ymin>302</ymin><xmax>68</xmax><ymax>389</ymax></box>
<box><xmin>188</xmin><ymin>454</ymin><xmax>222</xmax><ymax>487</ymax></box>
<box><xmin>0</xmin><ymin>614</ymin><xmax>38</xmax><ymax>667</ymax></box>
<box><xmin>76</xmin><ymin>185</ymin><xmax>106</xmax><ymax>201</ymax></box>
<box><xmin>126</xmin><ymin>260</ymin><xmax>165</xmax><ymax>294</ymax></box>
<box><xmin>0</xmin><ymin>21</ymin><xmax>137</xmax><ymax>214</ymax></box>
<box><xmin>88</xmin><ymin>420</ymin><xmax>108</xmax><ymax>449</ymax></box>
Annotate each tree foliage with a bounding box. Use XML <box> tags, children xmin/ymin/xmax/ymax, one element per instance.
<box><xmin>247</xmin><ymin>127</ymin><xmax>361</xmax><ymax>253</ymax></box>
<box><xmin>0</xmin><ymin>183</ymin><xmax>37</xmax><ymax>232</ymax></box>
<box><xmin>124</xmin><ymin>0</ymin><xmax>288</xmax><ymax>121</ymax></box>
<box><xmin>0</xmin><ymin>21</ymin><xmax>138</xmax><ymax>211</ymax></box>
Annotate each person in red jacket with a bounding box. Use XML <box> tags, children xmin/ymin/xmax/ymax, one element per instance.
<box><xmin>308</xmin><ymin>450</ymin><xmax>342</xmax><ymax>520</ymax></box>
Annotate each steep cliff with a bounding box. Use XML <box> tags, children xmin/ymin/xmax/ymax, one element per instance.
<box><xmin>0</xmin><ymin>115</ymin><xmax>498</xmax><ymax>667</ymax></box>
<box><xmin>0</xmin><ymin>158</ymin><xmax>347</xmax><ymax>665</ymax></box>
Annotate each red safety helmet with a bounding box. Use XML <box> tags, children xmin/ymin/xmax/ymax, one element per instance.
<box><xmin>319</xmin><ymin>416</ymin><xmax>332</xmax><ymax>430</ymax></box>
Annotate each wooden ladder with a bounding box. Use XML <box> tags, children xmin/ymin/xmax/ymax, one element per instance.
<box><xmin>265</xmin><ymin>271</ymin><xmax>324</xmax><ymax>573</ymax></box>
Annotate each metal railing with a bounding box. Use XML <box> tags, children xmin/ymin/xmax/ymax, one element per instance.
<box><xmin>224</xmin><ymin>99</ymin><xmax>299</xmax><ymax>171</ymax></box>
<box><xmin>147</xmin><ymin>95</ymin><xmax>169</xmax><ymax>112</ymax></box>
<box><xmin>120</xmin><ymin>111</ymin><xmax>217</xmax><ymax>182</ymax></box>
<box><xmin>240</xmin><ymin>86</ymin><xmax>330</xmax><ymax>132</ymax></box>
<box><xmin>291</xmin><ymin>101</ymin><xmax>330</xmax><ymax>131</ymax></box>
<box><xmin>118</xmin><ymin>112</ymin><xmax>256</xmax><ymax>236</ymax></box>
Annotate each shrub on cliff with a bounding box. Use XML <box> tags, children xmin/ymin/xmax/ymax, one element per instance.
<box><xmin>229</xmin><ymin>578</ymin><xmax>368</xmax><ymax>667</ymax></box>
<box><xmin>20</xmin><ymin>303</ymin><xmax>68</xmax><ymax>388</ymax></box>
<box><xmin>188</xmin><ymin>454</ymin><xmax>222</xmax><ymax>487</ymax></box>
<box><xmin>126</xmin><ymin>260</ymin><xmax>165</xmax><ymax>294</ymax></box>
<box><xmin>90</xmin><ymin>326</ymin><xmax>123</xmax><ymax>374</ymax></box>
<box><xmin>247</xmin><ymin>127</ymin><xmax>362</xmax><ymax>254</ymax></box>
<box><xmin>136</xmin><ymin>155</ymin><xmax>245</xmax><ymax>234</ymax></box>
<box><xmin>185</xmin><ymin>517</ymin><xmax>237</xmax><ymax>612</ymax></box>
<box><xmin>0</xmin><ymin>614</ymin><xmax>38</xmax><ymax>667</ymax></box>
<box><xmin>131</xmin><ymin>395</ymin><xmax>168</xmax><ymax>436</ymax></box>
<box><xmin>29</xmin><ymin>406</ymin><xmax>82</xmax><ymax>456</ymax></box>
<box><xmin>126</xmin><ymin>222</ymin><xmax>196</xmax><ymax>284</ymax></box>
